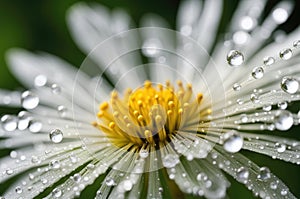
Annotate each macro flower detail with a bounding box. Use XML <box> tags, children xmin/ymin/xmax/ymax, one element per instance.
<box><xmin>0</xmin><ymin>0</ymin><xmax>300</xmax><ymax>199</ymax></box>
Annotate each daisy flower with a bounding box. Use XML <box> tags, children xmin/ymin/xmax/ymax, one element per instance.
<box><xmin>1</xmin><ymin>0</ymin><xmax>300</xmax><ymax>198</ymax></box>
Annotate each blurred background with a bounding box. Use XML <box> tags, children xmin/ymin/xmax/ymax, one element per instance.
<box><xmin>0</xmin><ymin>0</ymin><xmax>300</xmax><ymax>198</ymax></box>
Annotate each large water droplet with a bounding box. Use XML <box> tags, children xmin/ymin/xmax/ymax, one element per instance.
<box><xmin>279</xmin><ymin>48</ymin><xmax>292</xmax><ymax>60</ymax></box>
<box><xmin>222</xmin><ymin>131</ymin><xmax>243</xmax><ymax>153</ymax></box>
<box><xmin>263</xmin><ymin>57</ymin><xmax>275</xmax><ymax>66</ymax></box>
<box><xmin>17</xmin><ymin>111</ymin><xmax>31</xmax><ymax>130</ymax></box>
<box><xmin>236</xmin><ymin>167</ymin><xmax>249</xmax><ymax>184</ymax></box>
<box><xmin>72</xmin><ymin>173</ymin><xmax>82</xmax><ymax>183</ymax></box>
<box><xmin>252</xmin><ymin>67</ymin><xmax>264</xmax><ymax>79</ymax></box>
<box><xmin>50</xmin><ymin>129</ymin><xmax>63</xmax><ymax>143</ymax></box>
<box><xmin>227</xmin><ymin>50</ymin><xmax>244</xmax><ymax>66</ymax></box>
<box><xmin>1</xmin><ymin>115</ymin><xmax>18</xmax><ymax>132</ymax></box>
<box><xmin>272</xmin><ymin>8</ymin><xmax>288</xmax><ymax>24</ymax></box>
<box><xmin>281</xmin><ymin>76</ymin><xmax>299</xmax><ymax>94</ymax></box>
<box><xmin>52</xmin><ymin>188</ymin><xmax>62</xmax><ymax>198</ymax></box>
<box><xmin>276</xmin><ymin>143</ymin><xmax>286</xmax><ymax>153</ymax></box>
<box><xmin>21</xmin><ymin>91</ymin><xmax>39</xmax><ymax>110</ymax></box>
<box><xmin>257</xmin><ymin>167</ymin><xmax>271</xmax><ymax>181</ymax></box>
<box><xmin>274</xmin><ymin>110</ymin><xmax>293</xmax><ymax>131</ymax></box>
<box><xmin>28</xmin><ymin>120</ymin><xmax>43</xmax><ymax>133</ymax></box>
<box><xmin>162</xmin><ymin>154</ymin><xmax>180</xmax><ymax>168</ymax></box>
<box><xmin>34</xmin><ymin>75</ymin><xmax>47</xmax><ymax>87</ymax></box>
<box><xmin>277</xmin><ymin>101</ymin><xmax>287</xmax><ymax>110</ymax></box>
<box><xmin>240</xmin><ymin>16</ymin><xmax>255</xmax><ymax>31</ymax></box>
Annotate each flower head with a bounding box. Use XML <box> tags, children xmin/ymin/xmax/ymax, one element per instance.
<box><xmin>1</xmin><ymin>0</ymin><xmax>300</xmax><ymax>198</ymax></box>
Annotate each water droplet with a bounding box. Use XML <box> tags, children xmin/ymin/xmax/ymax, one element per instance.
<box><xmin>227</xmin><ymin>50</ymin><xmax>244</xmax><ymax>66</ymax></box>
<box><xmin>233</xmin><ymin>83</ymin><xmax>241</xmax><ymax>91</ymax></box>
<box><xmin>233</xmin><ymin>31</ymin><xmax>249</xmax><ymax>45</ymax></box>
<box><xmin>49</xmin><ymin>129</ymin><xmax>63</xmax><ymax>143</ymax></box>
<box><xmin>196</xmin><ymin>172</ymin><xmax>208</xmax><ymax>181</ymax></box>
<box><xmin>10</xmin><ymin>150</ymin><xmax>18</xmax><ymax>158</ymax></box>
<box><xmin>240</xmin><ymin>16</ymin><xmax>255</xmax><ymax>31</ymax></box>
<box><xmin>49</xmin><ymin>160</ymin><xmax>60</xmax><ymax>169</ymax></box>
<box><xmin>52</xmin><ymin>188</ymin><xmax>62</xmax><ymax>198</ymax></box>
<box><xmin>51</xmin><ymin>84</ymin><xmax>61</xmax><ymax>94</ymax></box>
<box><xmin>270</xmin><ymin>181</ymin><xmax>278</xmax><ymax>190</ymax></box>
<box><xmin>34</xmin><ymin>75</ymin><xmax>47</xmax><ymax>87</ymax></box>
<box><xmin>279</xmin><ymin>48</ymin><xmax>292</xmax><ymax>60</ymax></box>
<box><xmin>251</xmin><ymin>67</ymin><xmax>264</xmax><ymax>79</ymax></box>
<box><xmin>222</xmin><ymin>131</ymin><xmax>243</xmax><ymax>153</ymax></box>
<box><xmin>142</xmin><ymin>39</ymin><xmax>161</xmax><ymax>57</ymax></box>
<box><xmin>236</xmin><ymin>167</ymin><xmax>249</xmax><ymax>184</ymax></box>
<box><xmin>73</xmin><ymin>173</ymin><xmax>82</xmax><ymax>183</ymax></box>
<box><xmin>21</xmin><ymin>91</ymin><xmax>39</xmax><ymax>110</ymax></box>
<box><xmin>263</xmin><ymin>56</ymin><xmax>275</xmax><ymax>66</ymax></box>
<box><xmin>122</xmin><ymin>180</ymin><xmax>133</xmax><ymax>191</ymax></box>
<box><xmin>276</xmin><ymin>143</ymin><xmax>286</xmax><ymax>153</ymax></box>
<box><xmin>280</xmin><ymin>189</ymin><xmax>288</xmax><ymax>196</ymax></box>
<box><xmin>240</xmin><ymin>114</ymin><xmax>248</xmax><ymax>123</ymax></box>
<box><xmin>293</xmin><ymin>40</ymin><xmax>300</xmax><ymax>48</ymax></box>
<box><xmin>1</xmin><ymin>115</ymin><xmax>17</xmax><ymax>131</ymax></box>
<box><xmin>263</xmin><ymin>104</ymin><xmax>272</xmax><ymax>111</ymax></box>
<box><xmin>57</xmin><ymin>105</ymin><xmax>67</xmax><ymax>117</ymax></box>
<box><xmin>105</xmin><ymin>177</ymin><xmax>115</xmax><ymax>186</ymax></box>
<box><xmin>15</xmin><ymin>186</ymin><xmax>22</xmax><ymax>194</ymax></box>
<box><xmin>28</xmin><ymin>120</ymin><xmax>42</xmax><ymax>133</ymax></box>
<box><xmin>17</xmin><ymin>111</ymin><xmax>31</xmax><ymax>130</ymax></box>
<box><xmin>6</xmin><ymin>168</ymin><xmax>14</xmax><ymax>175</ymax></box>
<box><xmin>277</xmin><ymin>101</ymin><xmax>287</xmax><ymax>109</ymax></box>
<box><xmin>257</xmin><ymin>167</ymin><xmax>271</xmax><ymax>181</ymax></box>
<box><xmin>272</xmin><ymin>8</ymin><xmax>288</xmax><ymax>24</ymax></box>
<box><xmin>274</xmin><ymin>110</ymin><xmax>293</xmax><ymax>131</ymax></box>
<box><xmin>281</xmin><ymin>76</ymin><xmax>299</xmax><ymax>94</ymax></box>
<box><xmin>162</xmin><ymin>154</ymin><xmax>180</xmax><ymax>168</ymax></box>
<box><xmin>139</xmin><ymin>149</ymin><xmax>149</xmax><ymax>158</ymax></box>
<box><xmin>250</xmin><ymin>93</ymin><xmax>260</xmax><ymax>103</ymax></box>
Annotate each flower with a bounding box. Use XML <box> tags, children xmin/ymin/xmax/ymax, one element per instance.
<box><xmin>1</xmin><ymin>0</ymin><xmax>300</xmax><ymax>198</ymax></box>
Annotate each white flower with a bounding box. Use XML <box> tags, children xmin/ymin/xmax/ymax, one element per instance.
<box><xmin>1</xmin><ymin>0</ymin><xmax>300</xmax><ymax>198</ymax></box>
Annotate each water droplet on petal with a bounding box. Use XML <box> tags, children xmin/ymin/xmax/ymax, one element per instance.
<box><xmin>257</xmin><ymin>167</ymin><xmax>271</xmax><ymax>181</ymax></box>
<box><xmin>15</xmin><ymin>186</ymin><xmax>22</xmax><ymax>194</ymax></box>
<box><xmin>272</xmin><ymin>8</ymin><xmax>288</xmax><ymax>24</ymax></box>
<box><xmin>270</xmin><ymin>181</ymin><xmax>278</xmax><ymax>190</ymax></box>
<box><xmin>34</xmin><ymin>75</ymin><xmax>47</xmax><ymax>87</ymax></box>
<box><xmin>250</xmin><ymin>93</ymin><xmax>260</xmax><ymax>103</ymax></box>
<box><xmin>57</xmin><ymin>105</ymin><xmax>67</xmax><ymax>117</ymax></box>
<box><xmin>276</xmin><ymin>143</ymin><xmax>286</xmax><ymax>153</ymax></box>
<box><xmin>50</xmin><ymin>160</ymin><xmax>61</xmax><ymax>169</ymax></box>
<box><xmin>28</xmin><ymin>120</ymin><xmax>43</xmax><ymax>133</ymax></box>
<box><xmin>281</xmin><ymin>76</ymin><xmax>299</xmax><ymax>94</ymax></box>
<box><xmin>50</xmin><ymin>129</ymin><xmax>63</xmax><ymax>143</ymax></box>
<box><xmin>227</xmin><ymin>50</ymin><xmax>244</xmax><ymax>66</ymax></box>
<box><xmin>1</xmin><ymin>115</ymin><xmax>17</xmax><ymax>131</ymax></box>
<box><xmin>263</xmin><ymin>57</ymin><xmax>275</xmax><ymax>66</ymax></box>
<box><xmin>277</xmin><ymin>101</ymin><xmax>287</xmax><ymax>109</ymax></box>
<box><xmin>252</xmin><ymin>66</ymin><xmax>264</xmax><ymax>79</ymax></box>
<box><xmin>233</xmin><ymin>83</ymin><xmax>241</xmax><ymax>91</ymax></box>
<box><xmin>139</xmin><ymin>149</ymin><xmax>149</xmax><ymax>158</ymax></box>
<box><xmin>274</xmin><ymin>110</ymin><xmax>293</xmax><ymax>131</ymax></box>
<box><xmin>17</xmin><ymin>111</ymin><xmax>31</xmax><ymax>130</ymax></box>
<box><xmin>51</xmin><ymin>84</ymin><xmax>61</xmax><ymax>94</ymax></box>
<box><xmin>279</xmin><ymin>48</ymin><xmax>292</xmax><ymax>60</ymax></box>
<box><xmin>105</xmin><ymin>177</ymin><xmax>115</xmax><ymax>186</ymax></box>
<box><xmin>263</xmin><ymin>104</ymin><xmax>272</xmax><ymax>111</ymax></box>
<box><xmin>293</xmin><ymin>40</ymin><xmax>300</xmax><ymax>48</ymax></box>
<box><xmin>6</xmin><ymin>168</ymin><xmax>14</xmax><ymax>175</ymax></box>
<box><xmin>236</xmin><ymin>167</ymin><xmax>249</xmax><ymax>184</ymax></box>
<box><xmin>73</xmin><ymin>173</ymin><xmax>82</xmax><ymax>183</ymax></box>
<box><xmin>222</xmin><ymin>131</ymin><xmax>243</xmax><ymax>153</ymax></box>
<box><xmin>21</xmin><ymin>91</ymin><xmax>39</xmax><ymax>110</ymax></box>
<box><xmin>240</xmin><ymin>16</ymin><xmax>255</xmax><ymax>30</ymax></box>
<box><xmin>162</xmin><ymin>154</ymin><xmax>180</xmax><ymax>168</ymax></box>
<box><xmin>122</xmin><ymin>180</ymin><xmax>133</xmax><ymax>191</ymax></box>
<box><xmin>52</xmin><ymin>188</ymin><xmax>62</xmax><ymax>198</ymax></box>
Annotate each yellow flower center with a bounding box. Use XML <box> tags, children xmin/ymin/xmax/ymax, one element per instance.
<box><xmin>93</xmin><ymin>80</ymin><xmax>206</xmax><ymax>149</ymax></box>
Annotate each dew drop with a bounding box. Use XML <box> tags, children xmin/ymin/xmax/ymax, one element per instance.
<box><xmin>233</xmin><ymin>83</ymin><xmax>241</xmax><ymax>91</ymax></box>
<box><xmin>139</xmin><ymin>149</ymin><xmax>149</xmax><ymax>158</ymax></box>
<box><xmin>257</xmin><ymin>167</ymin><xmax>271</xmax><ymax>181</ymax></box>
<box><xmin>281</xmin><ymin>76</ymin><xmax>299</xmax><ymax>94</ymax></box>
<box><xmin>252</xmin><ymin>66</ymin><xmax>264</xmax><ymax>79</ymax></box>
<box><xmin>263</xmin><ymin>104</ymin><xmax>272</xmax><ymax>111</ymax></box>
<box><xmin>49</xmin><ymin>129</ymin><xmax>63</xmax><ymax>143</ymax></box>
<box><xmin>270</xmin><ymin>181</ymin><xmax>278</xmax><ymax>190</ymax></box>
<box><xmin>263</xmin><ymin>56</ymin><xmax>275</xmax><ymax>66</ymax></box>
<box><xmin>28</xmin><ymin>120</ymin><xmax>43</xmax><ymax>133</ymax></box>
<box><xmin>49</xmin><ymin>160</ymin><xmax>61</xmax><ymax>169</ymax></box>
<box><xmin>227</xmin><ymin>50</ymin><xmax>244</xmax><ymax>66</ymax></box>
<box><xmin>52</xmin><ymin>188</ymin><xmax>62</xmax><ymax>198</ymax></box>
<box><xmin>105</xmin><ymin>177</ymin><xmax>115</xmax><ymax>186</ymax></box>
<box><xmin>17</xmin><ymin>111</ymin><xmax>31</xmax><ymax>130</ymax></box>
<box><xmin>1</xmin><ymin>115</ymin><xmax>17</xmax><ymax>131</ymax></box>
<box><xmin>236</xmin><ymin>167</ymin><xmax>249</xmax><ymax>184</ymax></box>
<box><xmin>15</xmin><ymin>186</ymin><xmax>22</xmax><ymax>194</ymax></box>
<box><xmin>222</xmin><ymin>131</ymin><xmax>243</xmax><ymax>153</ymax></box>
<box><xmin>57</xmin><ymin>105</ymin><xmax>67</xmax><ymax>117</ymax></box>
<box><xmin>279</xmin><ymin>48</ymin><xmax>292</xmax><ymax>60</ymax></box>
<box><xmin>277</xmin><ymin>101</ymin><xmax>287</xmax><ymax>110</ymax></box>
<box><xmin>240</xmin><ymin>114</ymin><xmax>248</xmax><ymax>123</ymax></box>
<box><xmin>293</xmin><ymin>40</ymin><xmax>300</xmax><ymax>48</ymax></box>
<box><xmin>6</xmin><ymin>168</ymin><xmax>14</xmax><ymax>175</ymax></box>
<box><xmin>274</xmin><ymin>110</ymin><xmax>293</xmax><ymax>131</ymax></box>
<box><xmin>276</xmin><ymin>144</ymin><xmax>286</xmax><ymax>153</ymax></box>
<box><xmin>122</xmin><ymin>180</ymin><xmax>133</xmax><ymax>191</ymax></box>
<box><xmin>51</xmin><ymin>84</ymin><xmax>61</xmax><ymax>94</ymax></box>
<box><xmin>34</xmin><ymin>75</ymin><xmax>47</xmax><ymax>87</ymax></box>
<box><xmin>250</xmin><ymin>93</ymin><xmax>260</xmax><ymax>103</ymax></box>
<box><xmin>21</xmin><ymin>91</ymin><xmax>39</xmax><ymax>110</ymax></box>
<box><xmin>196</xmin><ymin>172</ymin><xmax>208</xmax><ymax>181</ymax></box>
<box><xmin>272</xmin><ymin>8</ymin><xmax>288</xmax><ymax>24</ymax></box>
<box><xmin>73</xmin><ymin>173</ymin><xmax>82</xmax><ymax>183</ymax></box>
<box><xmin>280</xmin><ymin>189</ymin><xmax>288</xmax><ymax>196</ymax></box>
<box><xmin>162</xmin><ymin>154</ymin><xmax>180</xmax><ymax>168</ymax></box>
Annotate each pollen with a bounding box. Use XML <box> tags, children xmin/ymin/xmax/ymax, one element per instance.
<box><xmin>93</xmin><ymin>80</ymin><xmax>206</xmax><ymax>149</ymax></box>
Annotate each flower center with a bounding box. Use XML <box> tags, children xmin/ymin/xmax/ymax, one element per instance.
<box><xmin>93</xmin><ymin>80</ymin><xmax>205</xmax><ymax>149</ymax></box>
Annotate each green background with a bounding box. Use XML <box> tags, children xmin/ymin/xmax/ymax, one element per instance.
<box><xmin>0</xmin><ymin>0</ymin><xmax>300</xmax><ymax>198</ymax></box>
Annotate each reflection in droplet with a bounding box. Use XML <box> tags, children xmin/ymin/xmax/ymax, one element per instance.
<box><xmin>49</xmin><ymin>129</ymin><xmax>63</xmax><ymax>143</ymax></box>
